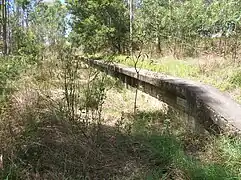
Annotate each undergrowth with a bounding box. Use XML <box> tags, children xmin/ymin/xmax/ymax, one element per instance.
<box><xmin>96</xmin><ymin>54</ymin><xmax>241</xmax><ymax>102</ymax></box>
<box><xmin>0</xmin><ymin>56</ymin><xmax>31</xmax><ymax>104</ymax></box>
<box><xmin>0</xmin><ymin>51</ymin><xmax>241</xmax><ymax>179</ymax></box>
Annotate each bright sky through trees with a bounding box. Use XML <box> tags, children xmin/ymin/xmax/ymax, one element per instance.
<box><xmin>43</xmin><ymin>0</ymin><xmax>64</xmax><ymax>3</ymax></box>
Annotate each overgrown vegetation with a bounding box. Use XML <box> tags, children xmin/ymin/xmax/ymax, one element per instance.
<box><xmin>68</xmin><ymin>0</ymin><xmax>241</xmax><ymax>59</ymax></box>
<box><xmin>101</xmin><ymin>54</ymin><xmax>241</xmax><ymax>102</ymax></box>
<box><xmin>0</xmin><ymin>0</ymin><xmax>241</xmax><ymax>179</ymax></box>
<box><xmin>68</xmin><ymin>0</ymin><xmax>241</xmax><ymax>100</ymax></box>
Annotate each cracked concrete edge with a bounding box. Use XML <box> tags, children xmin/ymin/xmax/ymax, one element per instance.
<box><xmin>88</xmin><ymin>59</ymin><xmax>241</xmax><ymax>135</ymax></box>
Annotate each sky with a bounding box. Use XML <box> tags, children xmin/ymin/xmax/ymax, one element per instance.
<box><xmin>42</xmin><ymin>0</ymin><xmax>71</xmax><ymax>36</ymax></box>
<box><xmin>42</xmin><ymin>0</ymin><xmax>65</xmax><ymax>3</ymax></box>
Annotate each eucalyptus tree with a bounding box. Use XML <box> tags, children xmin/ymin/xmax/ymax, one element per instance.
<box><xmin>134</xmin><ymin>0</ymin><xmax>169</xmax><ymax>54</ymax></box>
<box><xmin>0</xmin><ymin>0</ymin><xmax>67</xmax><ymax>56</ymax></box>
<box><xmin>1</xmin><ymin>0</ymin><xmax>8</xmax><ymax>54</ymax></box>
<box><xmin>29</xmin><ymin>1</ymin><xmax>67</xmax><ymax>49</ymax></box>
<box><xmin>134</xmin><ymin>0</ymin><xmax>241</xmax><ymax>58</ymax></box>
<box><xmin>67</xmin><ymin>0</ymin><xmax>129</xmax><ymax>54</ymax></box>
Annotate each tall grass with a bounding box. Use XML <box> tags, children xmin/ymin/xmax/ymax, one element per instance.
<box><xmin>0</xmin><ymin>56</ymin><xmax>27</xmax><ymax>102</ymax></box>
<box><xmin>117</xmin><ymin>109</ymin><xmax>241</xmax><ymax>180</ymax></box>
<box><xmin>100</xmin><ymin>54</ymin><xmax>241</xmax><ymax>102</ymax></box>
<box><xmin>1</xmin><ymin>51</ymin><xmax>241</xmax><ymax>179</ymax></box>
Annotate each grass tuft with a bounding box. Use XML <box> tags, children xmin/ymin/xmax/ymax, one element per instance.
<box><xmin>1</xmin><ymin>53</ymin><xmax>241</xmax><ymax>179</ymax></box>
<box><xmin>101</xmin><ymin>54</ymin><xmax>241</xmax><ymax>103</ymax></box>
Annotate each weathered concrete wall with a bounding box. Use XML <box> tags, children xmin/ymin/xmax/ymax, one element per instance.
<box><xmin>88</xmin><ymin>59</ymin><xmax>241</xmax><ymax>135</ymax></box>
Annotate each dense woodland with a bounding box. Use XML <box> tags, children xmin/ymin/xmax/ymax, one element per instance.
<box><xmin>1</xmin><ymin>0</ymin><xmax>241</xmax><ymax>179</ymax></box>
<box><xmin>0</xmin><ymin>0</ymin><xmax>240</xmax><ymax>58</ymax></box>
<box><xmin>0</xmin><ymin>0</ymin><xmax>66</xmax><ymax>56</ymax></box>
<box><xmin>68</xmin><ymin>0</ymin><xmax>241</xmax><ymax>59</ymax></box>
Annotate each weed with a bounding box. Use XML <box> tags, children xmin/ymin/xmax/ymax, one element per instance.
<box><xmin>102</xmin><ymin>54</ymin><xmax>241</xmax><ymax>103</ymax></box>
<box><xmin>230</xmin><ymin>70</ymin><xmax>241</xmax><ymax>88</ymax></box>
<box><xmin>0</xmin><ymin>56</ymin><xmax>29</xmax><ymax>104</ymax></box>
<box><xmin>1</xmin><ymin>50</ymin><xmax>241</xmax><ymax>179</ymax></box>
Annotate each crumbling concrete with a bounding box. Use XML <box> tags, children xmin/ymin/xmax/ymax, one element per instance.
<box><xmin>88</xmin><ymin>59</ymin><xmax>241</xmax><ymax>135</ymax></box>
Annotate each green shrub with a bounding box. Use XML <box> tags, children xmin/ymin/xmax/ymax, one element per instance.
<box><xmin>0</xmin><ymin>56</ymin><xmax>31</xmax><ymax>104</ymax></box>
<box><xmin>230</xmin><ymin>70</ymin><xmax>241</xmax><ymax>87</ymax></box>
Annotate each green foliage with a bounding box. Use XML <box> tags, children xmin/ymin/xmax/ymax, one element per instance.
<box><xmin>1</xmin><ymin>0</ymin><xmax>67</xmax><ymax>57</ymax></box>
<box><xmin>230</xmin><ymin>70</ymin><xmax>241</xmax><ymax>87</ymax></box>
<box><xmin>1</xmin><ymin>0</ymin><xmax>241</xmax><ymax>179</ymax></box>
<box><xmin>12</xmin><ymin>27</ymin><xmax>43</xmax><ymax>57</ymax></box>
<box><xmin>127</xmin><ymin>111</ymin><xmax>241</xmax><ymax>180</ymax></box>
<box><xmin>0</xmin><ymin>56</ymin><xmax>30</xmax><ymax>104</ymax></box>
<box><xmin>107</xmin><ymin>54</ymin><xmax>241</xmax><ymax>103</ymax></box>
<box><xmin>135</xmin><ymin>0</ymin><xmax>241</xmax><ymax>57</ymax></box>
<box><xmin>216</xmin><ymin>136</ymin><xmax>241</xmax><ymax>175</ymax></box>
<box><xmin>30</xmin><ymin>1</ymin><xmax>68</xmax><ymax>46</ymax></box>
<box><xmin>1</xmin><ymin>53</ymin><xmax>241</xmax><ymax>179</ymax></box>
<box><xmin>112</xmin><ymin>55</ymin><xmax>199</xmax><ymax>78</ymax></box>
<box><xmin>67</xmin><ymin>0</ymin><xmax>129</xmax><ymax>54</ymax></box>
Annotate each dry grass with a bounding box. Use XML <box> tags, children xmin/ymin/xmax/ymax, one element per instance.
<box><xmin>1</xmin><ymin>54</ymin><xmax>241</xmax><ymax>180</ymax></box>
<box><xmin>0</xmin><ymin>56</ymin><xmax>166</xmax><ymax>179</ymax></box>
<box><xmin>103</xmin><ymin>87</ymin><xmax>168</xmax><ymax>126</ymax></box>
<box><xmin>108</xmin><ymin>53</ymin><xmax>241</xmax><ymax>103</ymax></box>
<box><xmin>0</xmin><ymin>82</ymin><xmax>174</xmax><ymax>179</ymax></box>
<box><xmin>196</xmin><ymin>54</ymin><xmax>228</xmax><ymax>74</ymax></box>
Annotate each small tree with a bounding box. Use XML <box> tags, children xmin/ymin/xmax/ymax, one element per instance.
<box><xmin>67</xmin><ymin>0</ymin><xmax>129</xmax><ymax>54</ymax></box>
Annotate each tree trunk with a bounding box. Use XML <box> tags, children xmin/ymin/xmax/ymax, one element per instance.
<box><xmin>156</xmin><ymin>36</ymin><xmax>162</xmax><ymax>54</ymax></box>
<box><xmin>7</xmin><ymin>0</ymin><xmax>10</xmax><ymax>54</ymax></box>
<box><xmin>2</xmin><ymin>0</ymin><xmax>7</xmax><ymax>55</ymax></box>
<box><xmin>129</xmin><ymin>0</ymin><xmax>133</xmax><ymax>55</ymax></box>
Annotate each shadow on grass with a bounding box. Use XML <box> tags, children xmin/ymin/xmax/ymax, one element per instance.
<box><xmin>0</xmin><ymin>102</ymin><xmax>239</xmax><ymax>180</ymax></box>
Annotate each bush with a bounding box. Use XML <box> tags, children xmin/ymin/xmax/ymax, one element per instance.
<box><xmin>230</xmin><ymin>70</ymin><xmax>241</xmax><ymax>87</ymax></box>
<box><xmin>0</xmin><ymin>56</ymin><xmax>31</xmax><ymax>104</ymax></box>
